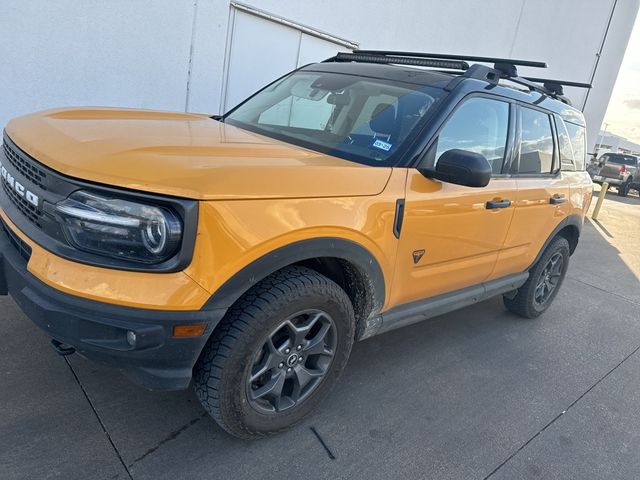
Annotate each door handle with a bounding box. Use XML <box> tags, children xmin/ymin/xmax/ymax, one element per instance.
<box><xmin>486</xmin><ymin>199</ymin><xmax>512</xmax><ymax>209</ymax></box>
<box><xmin>550</xmin><ymin>194</ymin><xmax>566</xmax><ymax>205</ymax></box>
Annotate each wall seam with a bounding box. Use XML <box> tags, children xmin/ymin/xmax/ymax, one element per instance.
<box><xmin>220</xmin><ymin>3</ymin><xmax>237</xmax><ymax>112</ymax></box>
<box><xmin>581</xmin><ymin>0</ymin><xmax>619</xmax><ymax>111</ymax></box>
<box><xmin>185</xmin><ymin>0</ymin><xmax>200</xmax><ymax>112</ymax></box>
<box><xmin>508</xmin><ymin>0</ymin><xmax>526</xmax><ymax>57</ymax></box>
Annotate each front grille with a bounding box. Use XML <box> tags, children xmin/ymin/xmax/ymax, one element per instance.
<box><xmin>1</xmin><ymin>180</ymin><xmax>43</xmax><ymax>228</ymax></box>
<box><xmin>3</xmin><ymin>142</ymin><xmax>47</xmax><ymax>190</ymax></box>
<box><xmin>1</xmin><ymin>216</ymin><xmax>32</xmax><ymax>262</ymax></box>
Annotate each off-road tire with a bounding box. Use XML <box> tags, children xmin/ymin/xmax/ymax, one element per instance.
<box><xmin>503</xmin><ymin>236</ymin><xmax>570</xmax><ymax>319</ymax></box>
<box><xmin>193</xmin><ymin>266</ymin><xmax>355</xmax><ymax>439</ymax></box>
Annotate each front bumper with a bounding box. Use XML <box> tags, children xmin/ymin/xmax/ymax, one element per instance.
<box><xmin>0</xmin><ymin>217</ymin><xmax>226</xmax><ymax>391</ymax></box>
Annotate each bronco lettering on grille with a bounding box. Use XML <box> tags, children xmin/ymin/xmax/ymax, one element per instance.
<box><xmin>0</xmin><ymin>159</ymin><xmax>39</xmax><ymax>207</ymax></box>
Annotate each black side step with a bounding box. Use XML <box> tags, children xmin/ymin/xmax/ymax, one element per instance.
<box><xmin>359</xmin><ymin>272</ymin><xmax>529</xmax><ymax>339</ymax></box>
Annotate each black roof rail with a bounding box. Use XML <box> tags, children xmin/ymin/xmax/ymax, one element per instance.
<box><xmin>523</xmin><ymin>78</ymin><xmax>593</xmax><ymax>89</ymax></box>
<box><xmin>522</xmin><ymin>77</ymin><xmax>593</xmax><ymax>96</ymax></box>
<box><xmin>502</xmin><ymin>76</ymin><xmax>573</xmax><ymax>104</ymax></box>
<box><xmin>352</xmin><ymin>50</ymin><xmax>548</xmax><ymax>68</ymax></box>
<box><xmin>323</xmin><ymin>50</ymin><xmax>592</xmax><ymax>106</ymax></box>
<box><xmin>331</xmin><ymin>52</ymin><xmax>469</xmax><ymax>70</ymax></box>
<box><xmin>459</xmin><ymin>66</ymin><xmax>591</xmax><ymax>106</ymax></box>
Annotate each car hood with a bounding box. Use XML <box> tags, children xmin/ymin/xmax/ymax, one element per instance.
<box><xmin>5</xmin><ymin>108</ymin><xmax>392</xmax><ymax>200</ymax></box>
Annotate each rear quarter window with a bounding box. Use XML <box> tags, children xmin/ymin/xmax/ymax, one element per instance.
<box><xmin>556</xmin><ymin>116</ymin><xmax>586</xmax><ymax>172</ymax></box>
<box><xmin>565</xmin><ymin>121</ymin><xmax>586</xmax><ymax>171</ymax></box>
<box><xmin>518</xmin><ymin>107</ymin><xmax>554</xmax><ymax>175</ymax></box>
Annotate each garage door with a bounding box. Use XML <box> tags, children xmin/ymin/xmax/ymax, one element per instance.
<box><xmin>222</xmin><ymin>5</ymin><xmax>357</xmax><ymax>111</ymax></box>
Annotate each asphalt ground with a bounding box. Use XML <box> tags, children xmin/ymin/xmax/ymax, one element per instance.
<box><xmin>2</xmin><ymin>185</ymin><xmax>639</xmax><ymax>480</ymax></box>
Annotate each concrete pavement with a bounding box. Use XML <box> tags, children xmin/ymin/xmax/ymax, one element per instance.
<box><xmin>1</xmin><ymin>188</ymin><xmax>639</xmax><ymax>480</ymax></box>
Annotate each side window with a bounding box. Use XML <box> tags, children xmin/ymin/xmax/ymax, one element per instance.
<box><xmin>565</xmin><ymin>122</ymin><xmax>587</xmax><ymax>171</ymax></box>
<box><xmin>433</xmin><ymin>97</ymin><xmax>509</xmax><ymax>174</ymax></box>
<box><xmin>556</xmin><ymin>117</ymin><xmax>576</xmax><ymax>172</ymax></box>
<box><xmin>518</xmin><ymin>107</ymin><xmax>554</xmax><ymax>175</ymax></box>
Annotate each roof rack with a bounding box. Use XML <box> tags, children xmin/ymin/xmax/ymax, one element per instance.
<box><xmin>352</xmin><ymin>50</ymin><xmax>548</xmax><ymax>68</ymax></box>
<box><xmin>324</xmin><ymin>50</ymin><xmax>591</xmax><ymax>106</ymax></box>
<box><xmin>522</xmin><ymin>77</ymin><xmax>593</xmax><ymax>96</ymax></box>
<box><xmin>331</xmin><ymin>52</ymin><xmax>469</xmax><ymax>71</ymax></box>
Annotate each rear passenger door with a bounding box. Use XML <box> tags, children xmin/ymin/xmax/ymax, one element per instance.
<box><xmin>493</xmin><ymin>105</ymin><xmax>571</xmax><ymax>278</ymax></box>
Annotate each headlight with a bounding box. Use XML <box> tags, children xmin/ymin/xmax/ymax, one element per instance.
<box><xmin>55</xmin><ymin>190</ymin><xmax>182</xmax><ymax>264</ymax></box>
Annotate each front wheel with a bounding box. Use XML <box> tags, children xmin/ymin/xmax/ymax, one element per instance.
<box><xmin>503</xmin><ymin>236</ymin><xmax>570</xmax><ymax>318</ymax></box>
<box><xmin>193</xmin><ymin>266</ymin><xmax>355</xmax><ymax>439</ymax></box>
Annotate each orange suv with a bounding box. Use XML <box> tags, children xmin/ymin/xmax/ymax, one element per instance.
<box><xmin>0</xmin><ymin>51</ymin><xmax>593</xmax><ymax>438</ymax></box>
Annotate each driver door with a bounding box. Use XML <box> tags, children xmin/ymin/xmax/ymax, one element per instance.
<box><xmin>389</xmin><ymin>96</ymin><xmax>517</xmax><ymax>307</ymax></box>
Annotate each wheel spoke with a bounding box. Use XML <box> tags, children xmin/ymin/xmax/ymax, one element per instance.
<box><xmin>304</xmin><ymin>340</ymin><xmax>333</xmax><ymax>357</ymax></box>
<box><xmin>249</xmin><ymin>350</ymin><xmax>282</xmax><ymax>382</ymax></box>
<box><xmin>265</xmin><ymin>336</ymin><xmax>277</xmax><ymax>353</ymax></box>
<box><xmin>291</xmin><ymin>366</ymin><xmax>323</xmax><ymax>401</ymax></box>
<box><xmin>304</xmin><ymin>322</ymin><xmax>334</xmax><ymax>357</ymax></box>
<box><xmin>550</xmin><ymin>255</ymin><xmax>563</xmax><ymax>275</ymax></box>
<box><xmin>250</xmin><ymin>370</ymin><xmax>285</xmax><ymax>401</ymax></box>
<box><xmin>266</xmin><ymin>335</ymin><xmax>288</xmax><ymax>356</ymax></box>
<box><xmin>286</xmin><ymin>312</ymin><xmax>323</xmax><ymax>347</ymax></box>
<box><xmin>250</xmin><ymin>362</ymin><xmax>271</xmax><ymax>383</ymax></box>
<box><xmin>545</xmin><ymin>279</ymin><xmax>555</xmax><ymax>292</ymax></box>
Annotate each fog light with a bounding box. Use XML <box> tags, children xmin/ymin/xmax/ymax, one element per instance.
<box><xmin>126</xmin><ymin>330</ymin><xmax>137</xmax><ymax>346</ymax></box>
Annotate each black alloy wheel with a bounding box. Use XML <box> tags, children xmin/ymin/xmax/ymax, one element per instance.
<box><xmin>532</xmin><ymin>251</ymin><xmax>564</xmax><ymax>309</ymax></box>
<box><xmin>246</xmin><ymin>309</ymin><xmax>337</xmax><ymax>414</ymax></box>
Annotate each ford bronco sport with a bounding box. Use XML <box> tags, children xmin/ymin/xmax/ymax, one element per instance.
<box><xmin>0</xmin><ymin>51</ymin><xmax>592</xmax><ymax>438</ymax></box>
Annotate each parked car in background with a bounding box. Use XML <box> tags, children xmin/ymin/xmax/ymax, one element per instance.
<box><xmin>592</xmin><ymin>153</ymin><xmax>640</xmax><ymax>197</ymax></box>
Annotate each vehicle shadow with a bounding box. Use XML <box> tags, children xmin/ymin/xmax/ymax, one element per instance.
<box><xmin>4</xmin><ymin>221</ymin><xmax>640</xmax><ymax>480</ymax></box>
<box><xmin>77</xmin><ymin>222</ymin><xmax>640</xmax><ymax>478</ymax></box>
<box><xmin>593</xmin><ymin>183</ymin><xmax>640</xmax><ymax>205</ymax></box>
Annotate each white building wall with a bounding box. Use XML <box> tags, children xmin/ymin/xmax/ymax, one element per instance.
<box><xmin>0</xmin><ymin>1</ymin><xmax>197</xmax><ymax>117</ymax></box>
<box><xmin>1</xmin><ymin>0</ymin><xmax>639</xmax><ymax>152</ymax></box>
<box><xmin>594</xmin><ymin>131</ymin><xmax>640</xmax><ymax>156</ymax></box>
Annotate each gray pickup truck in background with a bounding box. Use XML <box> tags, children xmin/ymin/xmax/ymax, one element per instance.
<box><xmin>592</xmin><ymin>153</ymin><xmax>640</xmax><ymax>197</ymax></box>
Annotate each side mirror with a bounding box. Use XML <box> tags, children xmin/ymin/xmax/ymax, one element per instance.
<box><xmin>419</xmin><ymin>149</ymin><xmax>492</xmax><ymax>188</ymax></box>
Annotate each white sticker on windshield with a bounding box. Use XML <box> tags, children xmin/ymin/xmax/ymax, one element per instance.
<box><xmin>372</xmin><ymin>139</ymin><xmax>392</xmax><ymax>152</ymax></box>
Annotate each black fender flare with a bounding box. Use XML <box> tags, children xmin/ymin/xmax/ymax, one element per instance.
<box><xmin>527</xmin><ymin>214</ymin><xmax>583</xmax><ymax>270</ymax></box>
<box><xmin>203</xmin><ymin>237</ymin><xmax>386</xmax><ymax>312</ymax></box>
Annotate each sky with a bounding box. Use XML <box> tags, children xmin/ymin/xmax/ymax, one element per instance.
<box><xmin>602</xmin><ymin>13</ymin><xmax>640</xmax><ymax>143</ymax></box>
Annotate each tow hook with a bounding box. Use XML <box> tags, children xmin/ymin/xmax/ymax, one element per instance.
<box><xmin>51</xmin><ymin>339</ymin><xmax>76</xmax><ymax>356</ymax></box>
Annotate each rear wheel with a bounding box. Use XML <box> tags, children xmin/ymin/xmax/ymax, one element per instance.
<box><xmin>503</xmin><ymin>236</ymin><xmax>570</xmax><ymax>318</ymax></box>
<box><xmin>618</xmin><ymin>181</ymin><xmax>631</xmax><ymax>197</ymax></box>
<box><xmin>193</xmin><ymin>266</ymin><xmax>355</xmax><ymax>439</ymax></box>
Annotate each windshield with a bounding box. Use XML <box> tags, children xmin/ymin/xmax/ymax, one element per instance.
<box><xmin>224</xmin><ymin>71</ymin><xmax>443</xmax><ymax>166</ymax></box>
<box><xmin>603</xmin><ymin>154</ymin><xmax>637</xmax><ymax>166</ymax></box>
